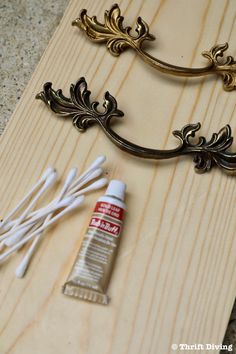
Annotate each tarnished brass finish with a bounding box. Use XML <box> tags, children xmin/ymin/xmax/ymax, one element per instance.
<box><xmin>36</xmin><ymin>78</ymin><xmax>236</xmax><ymax>174</ymax></box>
<box><xmin>72</xmin><ymin>4</ymin><xmax>236</xmax><ymax>91</ymax></box>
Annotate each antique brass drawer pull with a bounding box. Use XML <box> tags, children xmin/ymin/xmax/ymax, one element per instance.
<box><xmin>72</xmin><ymin>4</ymin><xmax>236</xmax><ymax>92</ymax></box>
<box><xmin>36</xmin><ymin>78</ymin><xmax>236</xmax><ymax>174</ymax></box>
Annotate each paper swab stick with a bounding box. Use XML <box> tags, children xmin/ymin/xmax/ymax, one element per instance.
<box><xmin>68</xmin><ymin>168</ymin><xmax>103</xmax><ymax>196</ymax></box>
<box><xmin>14</xmin><ymin>171</ymin><xmax>57</xmax><ymax>224</ymax></box>
<box><xmin>7</xmin><ymin>171</ymin><xmax>57</xmax><ymax>234</ymax></box>
<box><xmin>0</xmin><ymin>196</ymin><xmax>85</xmax><ymax>263</ymax></box>
<box><xmin>69</xmin><ymin>156</ymin><xmax>106</xmax><ymax>190</ymax></box>
<box><xmin>29</xmin><ymin>168</ymin><xmax>78</xmax><ymax>218</ymax></box>
<box><xmin>0</xmin><ymin>174</ymin><xmax>64</xmax><ymax>243</ymax></box>
<box><xmin>15</xmin><ymin>169</ymin><xmax>78</xmax><ymax>277</ymax></box>
<box><xmin>4</xmin><ymin>196</ymin><xmax>75</xmax><ymax>246</ymax></box>
<box><xmin>0</xmin><ymin>167</ymin><xmax>55</xmax><ymax>229</ymax></box>
<box><xmin>72</xmin><ymin>178</ymin><xmax>108</xmax><ymax>197</ymax></box>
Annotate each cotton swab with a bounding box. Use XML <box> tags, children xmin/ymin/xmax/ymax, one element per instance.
<box><xmin>72</xmin><ymin>178</ymin><xmax>108</xmax><ymax>197</ymax></box>
<box><xmin>27</xmin><ymin>168</ymin><xmax>77</xmax><ymax>219</ymax></box>
<box><xmin>77</xmin><ymin>155</ymin><xmax>106</xmax><ymax>181</ymax></box>
<box><xmin>0</xmin><ymin>157</ymin><xmax>108</xmax><ymax>278</ymax></box>
<box><xmin>3</xmin><ymin>196</ymin><xmax>75</xmax><ymax>246</ymax></box>
<box><xmin>0</xmin><ymin>240</ymin><xmax>5</xmax><ymax>252</ymax></box>
<box><xmin>0</xmin><ymin>172</ymin><xmax>59</xmax><ymax>243</ymax></box>
<box><xmin>3</xmin><ymin>171</ymin><xmax>105</xmax><ymax>246</ymax></box>
<box><xmin>0</xmin><ymin>167</ymin><xmax>55</xmax><ymax>230</ymax></box>
<box><xmin>88</xmin><ymin>155</ymin><xmax>106</xmax><ymax>170</ymax></box>
<box><xmin>21</xmin><ymin>195</ymin><xmax>75</xmax><ymax>228</ymax></box>
<box><xmin>15</xmin><ymin>168</ymin><xmax>78</xmax><ymax>277</ymax></box>
<box><xmin>0</xmin><ymin>196</ymin><xmax>85</xmax><ymax>263</ymax></box>
<box><xmin>4</xmin><ymin>197</ymin><xmax>73</xmax><ymax>234</ymax></box>
<box><xmin>4</xmin><ymin>224</ymin><xmax>35</xmax><ymax>247</ymax></box>
<box><xmin>26</xmin><ymin>168</ymin><xmax>78</xmax><ymax>236</ymax></box>
<box><xmin>26</xmin><ymin>166</ymin><xmax>101</xmax><ymax>218</ymax></box>
<box><xmin>68</xmin><ymin>168</ymin><xmax>103</xmax><ymax>196</ymax></box>
<box><xmin>69</xmin><ymin>155</ymin><xmax>106</xmax><ymax>190</ymax></box>
<box><xmin>5</xmin><ymin>171</ymin><xmax>57</xmax><ymax>235</ymax></box>
<box><xmin>14</xmin><ymin>171</ymin><xmax>58</xmax><ymax>225</ymax></box>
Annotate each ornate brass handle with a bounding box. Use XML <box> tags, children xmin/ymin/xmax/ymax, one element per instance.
<box><xmin>36</xmin><ymin>78</ymin><xmax>236</xmax><ymax>174</ymax></box>
<box><xmin>72</xmin><ymin>4</ymin><xmax>236</xmax><ymax>92</ymax></box>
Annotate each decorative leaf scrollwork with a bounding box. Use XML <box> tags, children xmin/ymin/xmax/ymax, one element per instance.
<box><xmin>173</xmin><ymin>123</ymin><xmax>236</xmax><ymax>173</ymax></box>
<box><xmin>72</xmin><ymin>4</ymin><xmax>155</xmax><ymax>56</ymax></box>
<box><xmin>202</xmin><ymin>43</ymin><xmax>236</xmax><ymax>91</ymax></box>
<box><xmin>36</xmin><ymin>78</ymin><xmax>124</xmax><ymax>131</ymax></box>
<box><xmin>73</xmin><ymin>4</ymin><xmax>236</xmax><ymax>91</ymax></box>
<box><xmin>36</xmin><ymin>78</ymin><xmax>236</xmax><ymax>175</ymax></box>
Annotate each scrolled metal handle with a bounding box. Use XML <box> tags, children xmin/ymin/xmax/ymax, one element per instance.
<box><xmin>36</xmin><ymin>78</ymin><xmax>236</xmax><ymax>174</ymax></box>
<box><xmin>72</xmin><ymin>3</ymin><xmax>236</xmax><ymax>92</ymax></box>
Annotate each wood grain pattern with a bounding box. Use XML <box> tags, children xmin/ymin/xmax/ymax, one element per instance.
<box><xmin>0</xmin><ymin>1</ymin><xmax>236</xmax><ymax>353</ymax></box>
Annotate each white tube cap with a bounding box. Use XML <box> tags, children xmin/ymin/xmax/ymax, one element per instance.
<box><xmin>105</xmin><ymin>180</ymin><xmax>126</xmax><ymax>201</ymax></box>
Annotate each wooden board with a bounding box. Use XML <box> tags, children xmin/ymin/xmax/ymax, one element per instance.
<box><xmin>1</xmin><ymin>0</ymin><xmax>236</xmax><ymax>353</ymax></box>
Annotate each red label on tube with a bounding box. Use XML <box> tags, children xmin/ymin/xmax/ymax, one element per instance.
<box><xmin>94</xmin><ymin>201</ymin><xmax>124</xmax><ymax>221</ymax></box>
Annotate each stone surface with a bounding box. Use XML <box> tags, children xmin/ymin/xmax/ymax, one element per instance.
<box><xmin>0</xmin><ymin>0</ymin><xmax>68</xmax><ymax>134</ymax></box>
<box><xmin>0</xmin><ymin>0</ymin><xmax>235</xmax><ymax>352</ymax></box>
<box><xmin>222</xmin><ymin>302</ymin><xmax>236</xmax><ymax>353</ymax></box>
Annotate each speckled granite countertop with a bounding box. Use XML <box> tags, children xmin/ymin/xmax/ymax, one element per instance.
<box><xmin>0</xmin><ymin>0</ymin><xmax>68</xmax><ymax>134</ymax></box>
<box><xmin>0</xmin><ymin>1</ymin><xmax>235</xmax><ymax>352</ymax></box>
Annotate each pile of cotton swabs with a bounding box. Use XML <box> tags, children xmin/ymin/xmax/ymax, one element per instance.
<box><xmin>0</xmin><ymin>156</ymin><xmax>107</xmax><ymax>278</ymax></box>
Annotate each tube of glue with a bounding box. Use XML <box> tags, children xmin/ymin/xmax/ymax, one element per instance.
<box><xmin>62</xmin><ymin>180</ymin><xmax>126</xmax><ymax>305</ymax></box>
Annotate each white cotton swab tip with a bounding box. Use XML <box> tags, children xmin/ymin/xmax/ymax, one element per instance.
<box><xmin>1</xmin><ymin>159</ymin><xmax>108</xmax><ymax>276</ymax></box>
<box><xmin>89</xmin><ymin>155</ymin><xmax>106</xmax><ymax>170</ymax></box>
<box><xmin>64</xmin><ymin>168</ymin><xmax>77</xmax><ymax>186</ymax></box>
<box><xmin>8</xmin><ymin>170</ymin><xmax>58</xmax><ymax>231</ymax></box>
<box><xmin>0</xmin><ymin>240</ymin><xmax>5</xmax><ymax>252</ymax></box>
<box><xmin>87</xmin><ymin>177</ymin><xmax>108</xmax><ymax>190</ymax></box>
<box><xmin>44</xmin><ymin>170</ymin><xmax>58</xmax><ymax>188</ymax></box>
<box><xmin>69</xmin><ymin>156</ymin><xmax>106</xmax><ymax>191</ymax></box>
<box><xmin>41</xmin><ymin>166</ymin><xmax>55</xmax><ymax>180</ymax></box>
<box><xmin>15</xmin><ymin>256</ymin><xmax>30</xmax><ymax>278</ymax></box>
<box><xmin>4</xmin><ymin>224</ymin><xmax>33</xmax><ymax>247</ymax></box>
<box><xmin>0</xmin><ymin>195</ymin><xmax>86</xmax><ymax>263</ymax></box>
<box><xmin>87</xmin><ymin>167</ymin><xmax>103</xmax><ymax>181</ymax></box>
<box><xmin>0</xmin><ymin>167</ymin><xmax>57</xmax><ymax>230</ymax></box>
<box><xmin>15</xmin><ymin>195</ymin><xmax>84</xmax><ymax>278</ymax></box>
<box><xmin>29</xmin><ymin>170</ymin><xmax>76</xmax><ymax>218</ymax></box>
<box><xmin>58</xmin><ymin>168</ymin><xmax>78</xmax><ymax>196</ymax></box>
<box><xmin>68</xmin><ymin>167</ymin><xmax>103</xmax><ymax>195</ymax></box>
<box><xmin>0</xmin><ymin>197</ymin><xmax>85</xmax><ymax>264</ymax></box>
<box><xmin>73</xmin><ymin>178</ymin><xmax>108</xmax><ymax>197</ymax></box>
<box><xmin>14</xmin><ymin>170</ymin><xmax>77</xmax><ymax>278</ymax></box>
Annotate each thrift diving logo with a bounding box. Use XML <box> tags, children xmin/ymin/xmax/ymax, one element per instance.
<box><xmin>171</xmin><ymin>343</ymin><xmax>233</xmax><ymax>351</ymax></box>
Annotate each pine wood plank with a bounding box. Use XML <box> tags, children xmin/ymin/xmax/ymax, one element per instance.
<box><xmin>0</xmin><ymin>1</ymin><xmax>236</xmax><ymax>353</ymax></box>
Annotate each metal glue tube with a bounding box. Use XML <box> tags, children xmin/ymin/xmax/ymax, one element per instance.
<box><xmin>62</xmin><ymin>180</ymin><xmax>126</xmax><ymax>305</ymax></box>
